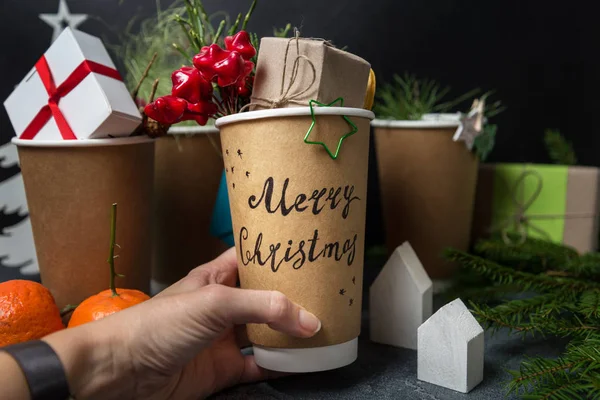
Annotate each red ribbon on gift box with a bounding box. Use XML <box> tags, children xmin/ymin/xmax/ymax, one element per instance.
<box><xmin>20</xmin><ymin>55</ymin><xmax>123</xmax><ymax>140</ymax></box>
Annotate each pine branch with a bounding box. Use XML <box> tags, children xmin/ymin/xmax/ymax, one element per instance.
<box><xmin>130</xmin><ymin>52</ymin><xmax>157</xmax><ymax>100</ymax></box>
<box><xmin>452</xmin><ymin>238</ymin><xmax>600</xmax><ymax>398</ymax></box>
<box><xmin>567</xmin><ymin>254</ymin><xmax>600</xmax><ymax>280</ymax></box>
<box><xmin>473</xmin><ymin>123</ymin><xmax>497</xmax><ymax>161</ymax></box>
<box><xmin>522</xmin><ymin>377</ymin><xmax>591</xmax><ymax>400</ymax></box>
<box><xmin>212</xmin><ymin>20</ymin><xmax>226</xmax><ymax>44</ymax></box>
<box><xmin>374</xmin><ymin>73</ymin><xmax>480</xmax><ymax>120</ymax></box>
<box><xmin>508</xmin><ymin>336</ymin><xmax>600</xmax><ymax>398</ymax></box>
<box><xmin>446</xmin><ymin>249</ymin><xmax>600</xmax><ymax>294</ymax></box>
<box><xmin>474</xmin><ymin>234</ymin><xmax>578</xmax><ymax>273</ymax></box>
<box><xmin>472</xmin><ymin>300</ymin><xmax>600</xmax><ymax>340</ymax></box>
<box><xmin>508</xmin><ymin>357</ymin><xmax>581</xmax><ymax>395</ymax></box>
<box><xmin>273</xmin><ymin>23</ymin><xmax>292</xmax><ymax>38</ymax></box>
<box><xmin>241</xmin><ymin>0</ymin><xmax>257</xmax><ymax>31</ymax></box>
<box><xmin>493</xmin><ymin>293</ymin><xmax>564</xmax><ymax>317</ymax></box>
<box><xmin>470</xmin><ymin>302</ymin><xmax>536</xmax><ymax>336</ymax></box>
<box><xmin>228</xmin><ymin>13</ymin><xmax>242</xmax><ymax>36</ymax></box>
<box><xmin>578</xmin><ymin>291</ymin><xmax>600</xmax><ymax>318</ymax></box>
<box><xmin>544</xmin><ymin>129</ymin><xmax>578</xmax><ymax>166</ymax></box>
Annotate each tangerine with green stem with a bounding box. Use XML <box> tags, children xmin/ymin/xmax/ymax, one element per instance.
<box><xmin>68</xmin><ymin>203</ymin><xmax>150</xmax><ymax>328</ymax></box>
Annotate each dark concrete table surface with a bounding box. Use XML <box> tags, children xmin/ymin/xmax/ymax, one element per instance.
<box><xmin>214</xmin><ymin>260</ymin><xmax>566</xmax><ymax>399</ymax></box>
<box><xmin>214</xmin><ymin>325</ymin><xmax>566</xmax><ymax>400</ymax></box>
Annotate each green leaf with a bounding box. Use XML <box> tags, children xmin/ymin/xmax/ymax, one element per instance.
<box><xmin>544</xmin><ymin>129</ymin><xmax>578</xmax><ymax>165</ymax></box>
<box><xmin>241</xmin><ymin>0</ymin><xmax>257</xmax><ymax>31</ymax></box>
<box><xmin>273</xmin><ymin>22</ymin><xmax>292</xmax><ymax>38</ymax></box>
<box><xmin>374</xmin><ymin>73</ymin><xmax>481</xmax><ymax>120</ymax></box>
<box><xmin>212</xmin><ymin>20</ymin><xmax>226</xmax><ymax>44</ymax></box>
<box><xmin>172</xmin><ymin>43</ymin><xmax>193</xmax><ymax>64</ymax></box>
<box><xmin>228</xmin><ymin>13</ymin><xmax>242</xmax><ymax>36</ymax></box>
<box><xmin>473</xmin><ymin>123</ymin><xmax>497</xmax><ymax>161</ymax></box>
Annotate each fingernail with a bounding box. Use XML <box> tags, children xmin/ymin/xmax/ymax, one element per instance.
<box><xmin>299</xmin><ymin>309</ymin><xmax>321</xmax><ymax>334</ymax></box>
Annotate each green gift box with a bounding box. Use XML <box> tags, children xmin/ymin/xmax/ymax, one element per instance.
<box><xmin>472</xmin><ymin>163</ymin><xmax>600</xmax><ymax>253</ymax></box>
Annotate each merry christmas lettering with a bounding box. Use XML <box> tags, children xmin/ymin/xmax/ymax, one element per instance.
<box><xmin>248</xmin><ymin>177</ymin><xmax>359</xmax><ymax>219</ymax></box>
<box><xmin>239</xmin><ymin>177</ymin><xmax>361</xmax><ymax>272</ymax></box>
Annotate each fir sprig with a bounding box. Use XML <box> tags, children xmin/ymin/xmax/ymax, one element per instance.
<box><xmin>110</xmin><ymin>1</ymin><xmax>190</xmax><ymax>102</ymax></box>
<box><xmin>469</xmin><ymin>301</ymin><xmax>599</xmax><ymax>339</ymax></box>
<box><xmin>374</xmin><ymin>73</ymin><xmax>481</xmax><ymax>120</ymax></box>
<box><xmin>175</xmin><ymin>0</ymin><xmax>257</xmax><ymax>61</ymax></box>
<box><xmin>445</xmin><ymin>250</ymin><xmax>600</xmax><ymax>293</ymax></box>
<box><xmin>447</xmin><ymin>236</ymin><xmax>600</xmax><ymax>399</ymax></box>
<box><xmin>473</xmin><ymin>233</ymin><xmax>578</xmax><ymax>273</ymax></box>
<box><xmin>492</xmin><ymin>293</ymin><xmax>563</xmax><ymax>318</ymax></box>
<box><xmin>544</xmin><ymin>129</ymin><xmax>578</xmax><ymax>166</ymax></box>
<box><xmin>473</xmin><ymin>124</ymin><xmax>497</xmax><ymax>161</ymax></box>
<box><xmin>579</xmin><ymin>291</ymin><xmax>600</xmax><ymax>318</ymax></box>
<box><xmin>507</xmin><ymin>338</ymin><xmax>600</xmax><ymax>399</ymax></box>
<box><xmin>568</xmin><ymin>253</ymin><xmax>600</xmax><ymax>280</ymax></box>
<box><xmin>111</xmin><ymin>0</ymin><xmax>261</xmax><ymax>105</ymax></box>
<box><xmin>273</xmin><ymin>23</ymin><xmax>292</xmax><ymax>37</ymax></box>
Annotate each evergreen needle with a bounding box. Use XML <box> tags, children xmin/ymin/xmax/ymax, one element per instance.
<box><xmin>446</xmin><ymin>235</ymin><xmax>600</xmax><ymax>398</ymax></box>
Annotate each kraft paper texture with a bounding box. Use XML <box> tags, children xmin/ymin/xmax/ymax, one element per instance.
<box><xmin>152</xmin><ymin>134</ymin><xmax>228</xmax><ymax>285</ymax></box>
<box><xmin>17</xmin><ymin>141</ymin><xmax>154</xmax><ymax>309</ymax></box>
<box><xmin>220</xmin><ymin>114</ymin><xmax>370</xmax><ymax>348</ymax></box>
<box><xmin>373</xmin><ymin>126</ymin><xmax>479</xmax><ymax>279</ymax></box>
<box><xmin>472</xmin><ymin>163</ymin><xmax>600</xmax><ymax>253</ymax></box>
<box><xmin>251</xmin><ymin>37</ymin><xmax>371</xmax><ymax>110</ymax></box>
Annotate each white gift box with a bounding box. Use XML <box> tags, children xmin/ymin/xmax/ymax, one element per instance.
<box><xmin>4</xmin><ymin>27</ymin><xmax>141</xmax><ymax>141</ymax></box>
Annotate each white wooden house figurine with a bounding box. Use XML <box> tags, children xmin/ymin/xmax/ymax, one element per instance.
<box><xmin>417</xmin><ymin>298</ymin><xmax>484</xmax><ymax>393</ymax></box>
<box><xmin>370</xmin><ymin>242</ymin><xmax>432</xmax><ymax>349</ymax></box>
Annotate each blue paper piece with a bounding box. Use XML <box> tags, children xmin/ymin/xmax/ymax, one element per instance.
<box><xmin>210</xmin><ymin>170</ymin><xmax>234</xmax><ymax>247</ymax></box>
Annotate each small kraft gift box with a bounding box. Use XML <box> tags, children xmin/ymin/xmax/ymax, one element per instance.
<box><xmin>472</xmin><ymin>163</ymin><xmax>600</xmax><ymax>253</ymax></box>
<box><xmin>4</xmin><ymin>27</ymin><xmax>141</xmax><ymax>141</ymax></box>
<box><xmin>250</xmin><ymin>36</ymin><xmax>371</xmax><ymax>109</ymax></box>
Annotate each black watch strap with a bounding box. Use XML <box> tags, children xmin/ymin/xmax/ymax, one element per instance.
<box><xmin>2</xmin><ymin>340</ymin><xmax>71</xmax><ymax>400</ymax></box>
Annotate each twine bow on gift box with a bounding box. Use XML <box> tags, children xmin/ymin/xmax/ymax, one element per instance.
<box><xmin>492</xmin><ymin>169</ymin><xmax>597</xmax><ymax>245</ymax></box>
<box><xmin>21</xmin><ymin>56</ymin><xmax>123</xmax><ymax>140</ymax></box>
<box><xmin>247</xmin><ymin>29</ymin><xmax>318</xmax><ymax>110</ymax></box>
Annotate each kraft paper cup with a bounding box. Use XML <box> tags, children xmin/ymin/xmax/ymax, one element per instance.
<box><xmin>151</xmin><ymin>126</ymin><xmax>228</xmax><ymax>294</ymax></box>
<box><xmin>216</xmin><ymin>107</ymin><xmax>374</xmax><ymax>372</ymax></box>
<box><xmin>12</xmin><ymin>136</ymin><xmax>154</xmax><ymax>309</ymax></box>
<box><xmin>372</xmin><ymin>118</ymin><xmax>479</xmax><ymax>280</ymax></box>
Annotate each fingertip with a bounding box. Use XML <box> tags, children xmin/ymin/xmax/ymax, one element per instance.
<box><xmin>298</xmin><ymin>309</ymin><xmax>321</xmax><ymax>337</ymax></box>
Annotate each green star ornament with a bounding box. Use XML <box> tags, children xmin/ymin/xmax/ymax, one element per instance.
<box><xmin>304</xmin><ymin>97</ymin><xmax>358</xmax><ymax>160</ymax></box>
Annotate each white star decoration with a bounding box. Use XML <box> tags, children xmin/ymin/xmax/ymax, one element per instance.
<box><xmin>453</xmin><ymin>98</ymin><xmax>485</xmax><ymax>150</ymax></box>
<box><xmin>39</xmin><ymin>0</ymin><xmax>88</xmax><ymax>43</ymax></box>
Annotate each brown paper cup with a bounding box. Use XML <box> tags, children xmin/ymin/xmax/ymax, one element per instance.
<box><xmin>151</xmin><ymin>126</ymin><xmax>228</xmax><ymax>293</ymax></box>
<box><xmin>13</xmin><ymin>137</ymin><xmax>154</xmax><ymax>309</ymax></box>
<box><xmin>216</xmin><ymin>107</ymin><xmax>374</xmax><ymax>372</ymax></box>
<box><xmin>373</xmin><ymin>118</ymin><xmax>479</xmax><ymax>280</ymax></box>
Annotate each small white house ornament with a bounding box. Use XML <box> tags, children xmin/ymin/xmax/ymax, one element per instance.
<box><xmin>418</xmin><ymin>298</ymin><xmax>484</xmax><ymax>393</ymax></box>
<box><xmin>370</xmin><ymin>242</ymin><xmax>432</xmax><ymax>349</ymax></box>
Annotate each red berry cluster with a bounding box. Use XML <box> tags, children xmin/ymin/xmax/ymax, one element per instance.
<box><xmin>144</xmin><ymin>31</ymin><xmax>256</xmax><ymax>126</ymax></box>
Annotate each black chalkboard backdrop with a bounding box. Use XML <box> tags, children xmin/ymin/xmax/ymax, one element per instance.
<box><xmin>1</xmin><ymin>0</ymin><xmax>599</xmax><ymax>248</ymax></box>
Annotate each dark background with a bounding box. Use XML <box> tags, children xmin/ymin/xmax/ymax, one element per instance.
<box><xmin>1</xmin><ymin>0</ymin><xmax>599</xmax><ymax>246</ymax></box>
